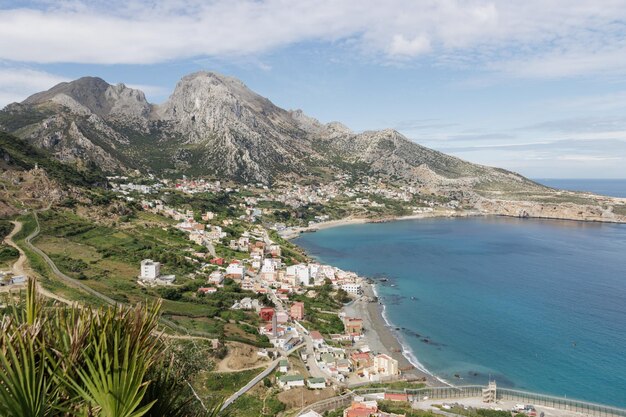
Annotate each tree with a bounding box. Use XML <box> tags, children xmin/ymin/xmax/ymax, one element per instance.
<box><xmin>157</xmin><ymin>287</ymin><xmax>182</xmax><ymax>301</ymax></box>
<box><xmin>334</xmin><ymin>289</ymin><xmax>351</xmax><ymax>304</ymax></box>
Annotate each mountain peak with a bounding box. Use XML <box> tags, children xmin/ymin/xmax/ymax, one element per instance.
<box><xmin>21</xmin><ymin>76</ymin><xmax>149</xmax><ymax>118</ymax></box>
<box><xmin>0</xmin><ymin>70</ymin><xmax>547</xmax><ymax>194</ymax></box>
<box><xmin>23</xmin><ymin>76</ymin><xmax>110</xmax><ymax>108</ymax></box>
<box><xmin>182</xmin><ymin>71</ymin><xmax>244</xmax><ymax>86</ymax></box>
<box><xmin>157</xmin><ymin>70</ymin><xmax>291</xmax><ymax>138</ymax></box>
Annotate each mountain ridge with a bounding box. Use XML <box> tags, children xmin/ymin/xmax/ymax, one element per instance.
<box><xmin>2</xmin><ymin>70</ymin><xmax>521</xmax><ymax>185</ymax></box>
<box><xmin>2</xmin><ymin>70</ymin><xmax>625</xmax><ymax>224</ymax></box>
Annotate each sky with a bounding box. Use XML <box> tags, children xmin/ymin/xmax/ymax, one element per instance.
<box><xmin>1</xmin><ymin>1</ymin><xmax>626</xmax><ymax>178</ymax></box>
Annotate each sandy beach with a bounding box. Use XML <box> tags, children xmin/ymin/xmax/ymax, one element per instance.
<box><xmin>289</xmin><ymin>211</ymin><xmax>478</xmax><ymax>387</ymax></box>
<box><xmin>343</xmin><ymin>281</ymin><xmax>445</xmax><ymax>387</ymax></box>
<box><xmin>282</xmin><ymin>210</ymin><xmax>480</xmax><ymax>240</ymax></box>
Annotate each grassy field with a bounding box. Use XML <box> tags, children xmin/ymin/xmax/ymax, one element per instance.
<box><xmin>22</xmin><ymin>207</ymin><xmax>272</xmax><ymax>343</ymax></box>
<box><xmin>228</xmin><ymin>393</ymin><xmax>286</xmax><ymax>417</ymax></box>
<box><xmin>194</xmin><ymin>368</ymin><xmax>263</xmax><ymax>403</ymax></box>
<box><xmin>32</xmin><ymin>208</ymin><xmax>200</xmax><ymax>304</ymax></box>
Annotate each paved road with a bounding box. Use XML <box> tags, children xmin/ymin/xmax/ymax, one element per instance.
<box><xmin>24</xmin><ymin>211</ymin><xmax>120</xmax><ymax>306</ymax></box>
<box><xmin>20</xmin><ymin>210</ymin><xmax>217</xmax><ymax>337</ymax></box>
<box><xmin>293</xmin><ymin>320</ymin><xmax>327</xmax><ymax>379</ymax></box>
<box><xmin>3</xmin><ymin>220</ymin><xmax>27</xmax><ymax>277</ymax></box>
<box><xmin>221</xmin><ymin>343</ymin><xmax>305</xmax><ymax>411</ymax></box>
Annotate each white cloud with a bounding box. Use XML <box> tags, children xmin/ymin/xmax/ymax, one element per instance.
<box><xmin>388</xmin><ymin>34</ymin><xmax>431</xmax><ymax>57</ymax></box>
<box><xmin>0</xmin><ymin>67</ymin><xmax>69</xmax><ymax>107</ymax></box>
<box><xmin>1</xmin><ymin>0</ymin><xmax>626</xmax><ymax>78</ymax></box>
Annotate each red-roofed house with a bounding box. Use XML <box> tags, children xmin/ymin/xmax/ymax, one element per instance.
<box><xmin>343</xmin><ymin>317</ymin><xmax>363</xmax><ymax>336</ymax></box>
<box><xmin>309</xmin><ymin>331</ymin><xmax>324</xmax><ymax>348</ymax></box>
<box><xmin>290</xmin><ymin>301</ymin><xmax>305</xmax><ymax>320</ymax></box>
<box><xmin>384</xmin><ymin>393</ymin><xmax>409</xmax><ymax>402</ymax></box>
<box><xmin>350</xmin><ymin>351</ymin><xmax>373</xmax><ymax>369</ymax></box>
<box><xmin>259</xmin><ymin>307</ymin><xmax>275</xmax><ymax>322</ymax></box>
<box><xmin>343</xmin><ymin>401</ymin><xmax>378</xmax><ymax>417</ymax></box>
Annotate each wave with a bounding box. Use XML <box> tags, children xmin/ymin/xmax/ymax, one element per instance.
<box><xmin>372</xmin><ymin>282</ymin><xmax>453</xmax><ymax>387</ymax></box>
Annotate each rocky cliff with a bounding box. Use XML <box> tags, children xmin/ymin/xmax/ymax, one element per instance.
<box><xmin>1</xmin><ymin>71</ymin><xmax>625</xmax><ymax>222</ymax></box>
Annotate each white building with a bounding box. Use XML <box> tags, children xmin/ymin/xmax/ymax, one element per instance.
<box><xmin>208</xmin><ymin>271</ymin><xmax>224</xmax><ymax>286</ymax></box>
<box><xmin>261</xmin><ymin>259</ymin><xmax>276</xmax><ymax>273</ymax></box>
<box><xmin>140</xmin><ymin>259</ymin><xmax>160</xmax><ymax>280</ymax></box>
<box><xmin>373</xmin><ymin>354</ymin><xmax>398</xmax><ymax>376</ymax></box>
<box><xmin>278</xmin><ymin>374</ymin><xmax>305</xmax><ymax>390</ymax></box>
<box><xmin>225</xmin><ymin>262</ymin><xmax>245</xmax><ymax>279</ymax></box>
<box><xmin>341</xmin><ymin>283</ymin><xmax>363</xmax><ymax>296</ymax></box>
<box><xmin>307</xmin><ymin>377</ymin><xmax>326</xmax><ymax>389</ymax></box>
<box><xmin>286</xmin><ymin>264</ymin><xmax>312</xmax><ymax>286</ymax></box>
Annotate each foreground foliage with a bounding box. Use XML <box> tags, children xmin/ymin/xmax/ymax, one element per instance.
<box><xmin>0</xmin><ymin>279</ymin><xmax>224</xmax><ymax>417</ymax></box>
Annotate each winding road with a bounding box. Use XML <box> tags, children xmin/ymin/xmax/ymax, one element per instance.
<box><xmin>24</xmin><ymin>211</ymin><xmax>119</xmax><ymax>305</ymax></box>
<box><xmin>9</xmin><ymin>209</ymin><xmax>288</xmax><ymax>412</ymax></box>
<box><xmin>12</xmin><ymin>210</ymin><xmax>217</xmax><ymax>337</ymax></box>
<box><xmin>3</xmin><ymin>220</ymin><xmax>26</xmax><ymax>276</ymax></box>
<box><xmin>220</xmin><ymin>343</ymin><xmax>305</xmax><ymax>411</ymax></box>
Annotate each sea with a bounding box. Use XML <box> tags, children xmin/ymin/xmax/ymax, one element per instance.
<box><xmin>294</xmin><ymin>180</ymin><xmax>626</xmax><ymax>408</ymax></box>
<box><xmin>534</xmin><ymin>178</ymin><xmax>626</xmax><ymax>198</ymax></box>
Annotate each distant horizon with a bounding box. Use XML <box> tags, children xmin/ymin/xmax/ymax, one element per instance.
<box><xmin>533</xmin><ymin>177</ymin><xmax>626</xmax><ymax>180</ymax></box>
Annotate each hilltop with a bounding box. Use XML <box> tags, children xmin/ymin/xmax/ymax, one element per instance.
<box><xmin>1</xmin><ymin>71</ymin><xmax>625</xmax><ymax>222</ymax></box>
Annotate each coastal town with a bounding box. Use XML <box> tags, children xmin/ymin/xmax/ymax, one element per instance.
<box><xmin>2</xmin><ymin>4</ymin><xmax>626</xmax><ymax>415</ymax></box>
<box><xmin>1</xmin><ymin>170</ymin><xmax>619</xmax><ymax>417</ymax></box>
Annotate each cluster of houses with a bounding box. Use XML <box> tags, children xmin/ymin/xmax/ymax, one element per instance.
<box><xmin>299</xmin><ymin>394</ymin><xmax>410</xmax><ymax>417</ymax></box>
<box><xmin>262</xmin><ymin>298</ymin><xmax>399</xmax><ymax>389</ymax></box>
<box><xmin>263</xmin><ymin>174</ymin><xmax>428</xmax><ymax>211</ymax></box>
<box><xmin>174</xmin><ymin>178</ymin><xmax>223</xmax><ymax>194</ymax></box>
<box><xmin>108</xmin><ymin>175</ymin><xmax>165</xmax><ymax>196</ymax></box>
<box><xmin>277</xmin><ymin>359</ymin><xmax>327</xmax><ymax>390</ymax></box>
<box><xmin>307</xmin><ymin>318</ymin><xmax>399</xmax><ymax>384</ymax></box>
<box><xmin>126</xmin><ymin>176</ymin><xmax>410</xmax><ymax>394</ymax></box>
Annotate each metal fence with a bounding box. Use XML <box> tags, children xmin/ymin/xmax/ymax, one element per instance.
<box><xmin>403</xmin><ymin>386</ymin><xmax>626</xmax><ymax>417</ymax></box>
<box><xmin>299</xmin><ymin>386</ymin><xmax>626</xmax><ymax>417</ymax></box>
<box><xmin>497</xmin><ymin>388</ymin><xmax>626</xmax><ymax>417</ymax></box>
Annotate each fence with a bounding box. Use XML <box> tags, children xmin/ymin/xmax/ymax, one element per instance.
<box><xmin>497</xmin><ymin>388</ymin><xmax>626</xmax><ymax>417</ymax></box>
<box><xmin>299</xmin><ymin>385</ymin><xmax>626</xmax><ymax>417</ymax></box>
<box><xmin>404</xmin><ymin>386</ymin><xmax>626</xmax><ymax>417</ymax></box>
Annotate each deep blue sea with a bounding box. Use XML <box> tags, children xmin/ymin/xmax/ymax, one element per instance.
<box><xmin>295</xmin><ymin>216</ymin><xmax>626</xmax><ymax>408</ymax></box>
<box><xmin>535</xmin><ymin>178</ymin><xmax>626</xmax><ymax>198</ymax></box>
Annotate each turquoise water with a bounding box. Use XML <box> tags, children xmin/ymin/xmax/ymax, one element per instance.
<box><xmin>295</xmin><ymin>217</ymin><xmax>626</xmax><ymax>407</ymax></box>
<box><xmin>535</xmin><ymin>178</ymin><xmax>626</xmax><ymax>198</ymax></box>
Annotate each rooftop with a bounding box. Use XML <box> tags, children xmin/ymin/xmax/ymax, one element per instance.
<box><xmin>279</xmin><ymin>374</ymin><xmax>304</xmax><ymax>382</ymax></box>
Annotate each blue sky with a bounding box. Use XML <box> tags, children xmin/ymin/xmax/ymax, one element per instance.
<box><xmin>1</xmin><ymin>1</ymin><xmax>626</xmax><ymax>178</ymax></box>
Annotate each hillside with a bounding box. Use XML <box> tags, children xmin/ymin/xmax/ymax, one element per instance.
<box><xmin>1</xmin><ymin>72</ymin><xmax>626</xmax><ymax>223</ymax></box>
<box><xmin>0</xmin><ymin>131</ymin><xmax>108</xmax><ymax>217</ymax></box>
<box><xmin>0</xmin><ymin>72</ymin><xmax>540</xmax><ymax>187</ymax></box>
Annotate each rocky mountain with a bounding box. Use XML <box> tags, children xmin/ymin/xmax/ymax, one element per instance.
<box><xmin>0</xmin><ymin>72</ymin><xmax>539</xmax><ymax>186</ymax></box>
<box><xmin>1</xmin><ymin>71</ymin><xmax>625</xmax><ymax>222</ymax></box>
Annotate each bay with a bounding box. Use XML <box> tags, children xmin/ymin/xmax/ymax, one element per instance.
<box><xmin>295</xmin><ymin>216</ymin><xmax>626</xmax><ymax>408</ymax></box>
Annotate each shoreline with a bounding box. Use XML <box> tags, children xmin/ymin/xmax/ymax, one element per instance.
<box><xmin>283</xmin><ymin>209</ymin><xmax>626</xmax><ymax>240</ymax></box>
<box><xmin>282</xmin><ymin>210</ymin><xmax>480</xmax><ymax>240</ymax></box>
<box><xmin>343</xmin><ymin>280</ymin><xmax>448</xmax><ymax>387</ymax></box>
<box><xmin>290</xmin><ymin>211</ymin><xmax>626</xmax><ymax>392</ymax></box>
